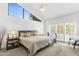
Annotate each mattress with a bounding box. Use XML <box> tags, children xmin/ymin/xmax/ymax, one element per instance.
<box><xmin>19</xmin><ymin>36</ymin><xmax>53</xmax><ymax>55</ymax></box>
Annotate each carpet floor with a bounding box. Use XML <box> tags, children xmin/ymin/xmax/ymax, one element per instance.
<box><xmin>0</xmin><ymin>43</ymin><xmax>79</xmax><ymax>56</ymax></box>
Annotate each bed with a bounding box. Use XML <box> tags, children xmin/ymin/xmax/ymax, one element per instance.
<box><xmin>19</xmin><ymin>31</ymin><xmax>54</xmax><ymax>55</ymax></box>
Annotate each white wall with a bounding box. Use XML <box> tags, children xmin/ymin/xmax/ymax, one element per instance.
<box><xmin>0</xmin><ymin>4</ymin><xmax>44</xmax><ymax>49</ymax></box>
<box><xmin>44</xmin><ymin>12</ymin><xmax>79</xmax><ymax>42</ymax></box>
<box><xmin>5</xmin><ymin>16</ymin><xmax>44</xmax><ymax>34</ymax></box>
<box><xmin>45</xmin><ymin>12</ymin><xmax>79</xmax><ymax>35</ymax></box>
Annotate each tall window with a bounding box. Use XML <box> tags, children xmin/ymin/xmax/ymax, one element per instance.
<box><xmin>66</xmin><ymin>23</ymin><xmax>75</xmax><ymax>35</ymax></box>
<box><xmin>56</xmin><ymin>24</ymin><xmax>65</xmax><ymax>34</ymax></box>
<box><xmin>51</xmin><ymin>24</ymin><xmax>56</xmax><ymax>33</ymax></box>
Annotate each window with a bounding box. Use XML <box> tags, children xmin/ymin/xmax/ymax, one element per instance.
<box><xmin>8</xmin><ymin>3</ymin><xmax>23</xmax><ymax>18</ymax></box>
<box><xmin>56</xmin><ymin>24</ymin><xmax>65</xmax><ymax>34</ymax></box>
<box><xmin>50</xmin><ymin>23</ymin><xmax>77</xmax><ymax>42</ymax></box>
<box><xmin>50</xmin><ymin>23</ymin><xmax>76</xmax><ymax>35</ymax></box>
<box><xmin>24</xmin><ymin>9</ymin><xmax>31</xmax><ymax>19</ymax></box>
<box><xmin>8</xmin><ymin>3</ymin><xmax>41</xmax><ymax>22</ymax></box>
<box><xmin>66</xmin><ymin>23</ymin><xmax>75</xmax><ymax>35</ymax></box>
<box><xmin>51</xmin><ymin>24</ymin><xmax>56</xmax><ymax>33</ymax></box>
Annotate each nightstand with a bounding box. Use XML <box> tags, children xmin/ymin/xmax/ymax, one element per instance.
<box><xmin>6</xmin><ymin>37</ymin><xmax>20</xmax><ymax>50</ymax></box>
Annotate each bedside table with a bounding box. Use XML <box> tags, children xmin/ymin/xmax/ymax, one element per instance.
<box><xmin>6</xmin><ymin>37</ymin><xmax>20</xmax><ymax>50</ymax></box>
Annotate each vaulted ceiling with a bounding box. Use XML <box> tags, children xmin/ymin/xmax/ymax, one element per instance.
<box><xmin>18</xmin><ymin>3</ymin><xmax>79</xmax><ymax>21</ymax></box>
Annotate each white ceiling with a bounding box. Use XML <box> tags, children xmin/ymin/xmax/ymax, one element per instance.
<box><xmin>19</xmin><ymin>3</ymin><xmax>79</xmax><ymax>21</ymax></box>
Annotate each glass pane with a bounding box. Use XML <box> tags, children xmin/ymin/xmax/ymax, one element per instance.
<box><xmin>66</xmin><ymin>24</ymin><xmax>71</xmax><ymax>34</ymax></box>
<box><xmin>57</xmin><ymin>24</ymin><xmax>60</xmax><ymax>34</ymax></box>
<box><xmin>24</xmin><ymin>10</ymin><xmax>31</xmax><ymax>19</ymax></box>
<box><xmin>66</xmin><ymin>23</ymin><xmax>74</xmax><ymax>35</ymax></box>
<box><xmin>60</xmin><ymin>24</ymin><xmax>65</xmax><ymax>34</ymax></box>
<box><xmin>8</xmin><ymin>3</ymin><xmax>23</xmax><ymax>18</ymax></box>
<box><xmin>51</xmin><ymin>24</ymin><xmax>56</xmax><ymax>33</ymax></box>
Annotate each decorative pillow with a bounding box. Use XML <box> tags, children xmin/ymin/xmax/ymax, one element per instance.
<box><xmin>26</xmin><ymin>32</ymin><xmax>31</xmax><ymax>37</ymax></box>
<box><xmin>30</xmin><ymin>32</ymin><xmax>33</xmax><ymax>36</ymax></box>
<box><xmin>33</xmin><ymin>32</ymin><xmax>38</xmax><ymax>36</ymax></box>
<box><xmin>20</xmin><ymin>33</ymin><xmax>26</xmax><ymax>37</ymax></box>
<box><xmin>20</xmin><ymin>32</ymin><xmax>38</xmax><ymax>37</ymax></box>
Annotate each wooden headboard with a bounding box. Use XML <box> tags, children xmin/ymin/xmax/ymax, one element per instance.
<box><xmin>18</xmin><ymin>30</ymin><xmax>37</xmax><ymax>37</ymax></box>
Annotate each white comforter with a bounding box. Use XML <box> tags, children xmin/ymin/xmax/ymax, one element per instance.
<box><xmin>19</xmin><ymin>36</ymin><xmax>53</xmax><ymax>55</ymax></box>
